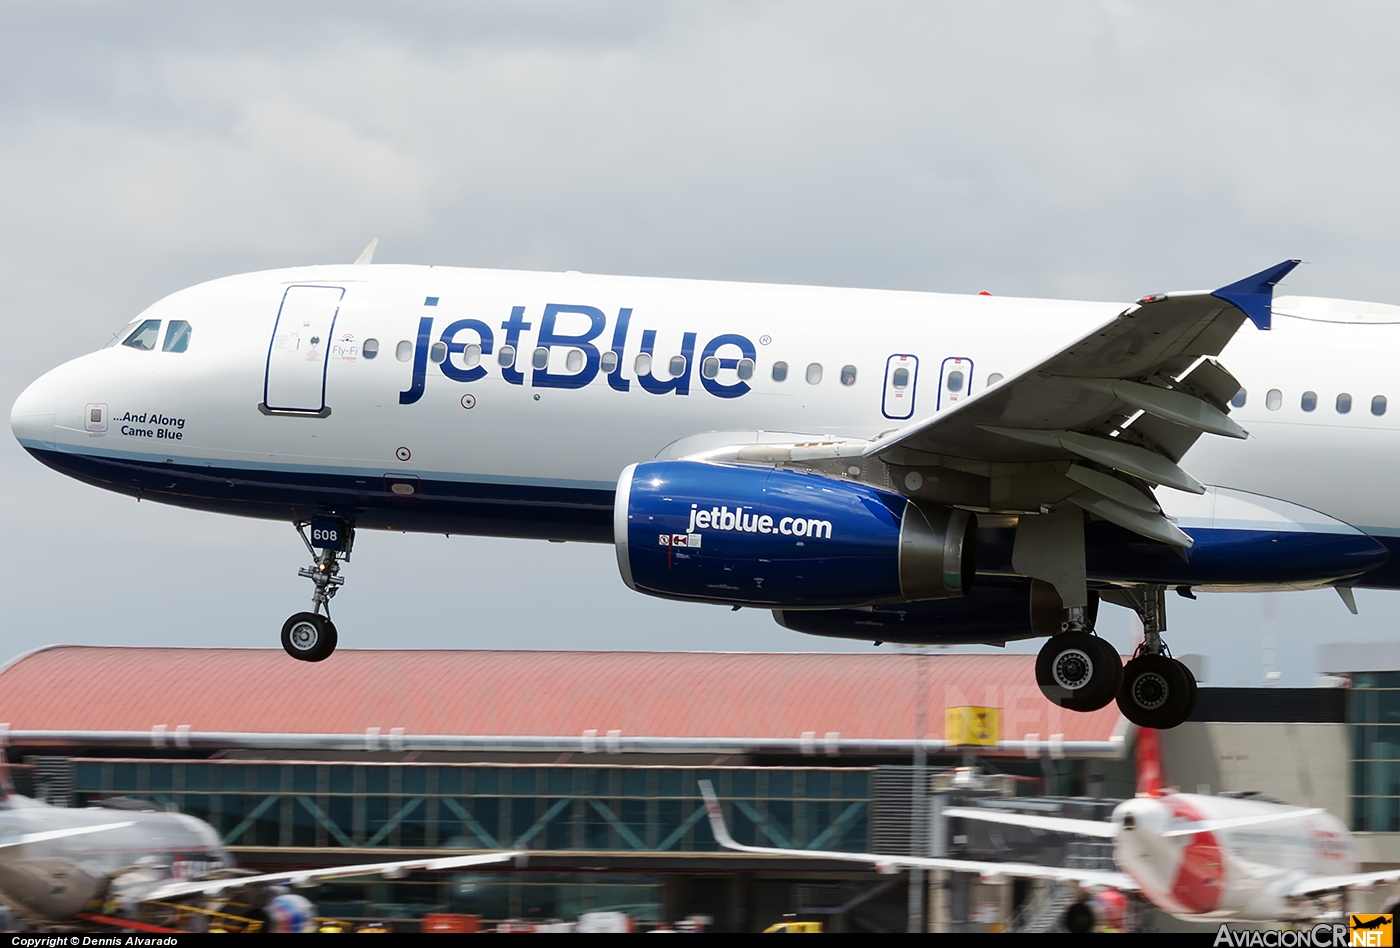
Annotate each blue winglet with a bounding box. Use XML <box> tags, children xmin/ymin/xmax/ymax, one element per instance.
<box><xmin>1211</xmin><ymin>259</ymin><xmax>1301</xmax><ymax>331</ymax></box>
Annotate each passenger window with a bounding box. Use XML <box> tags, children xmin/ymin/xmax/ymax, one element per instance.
<box><xmin>1337</xmin><ymin>393</ymin><xmax>1353</xmax><ymax>414</ymax></box>
<box><xmin>363</xmin><ymin>338</ymin><xmax>380</xmax><ymax>360</ymax></box>
<box><xmin>463</xmin><ymin>343</ymin><xmax>481</xmax><ymax>368</ymax></box>
<box><xmin>635</xmin><ymin>352</ymin><xmax>652</xmax><ymax>376</ymax></box>
<box><xmin>498</xmin><ymin>344</ymin><xmax>516</xmax><ymax>368</ymax></box>
<box><xmin>122</xmin><ymin>319</ymin><xmax>161</xmax><ymax>351</ymax></box>
<box><xmin>947</xmin><ymin>370</ymin><xmax>965</xmax><ymax>393</ymax></box>
<box><xmin>840</xmin><ymin>365</ymin><xmax>858</xmax><ymax>386</ymax></box>
<box><xmin>806</xmin><ymin>363</ymin><xmax>823</xmax><ymax>384</ymax></box>
<box><xmin>737</xmin><ymin>358</ymin><xmax>755</xmax><ymax>380</ymax></box>
<box><xmin>396</xmin><ymin>340</ymin><xmax>413</xmax><ymax>362</ymax></box>
<box><xmin>986</xmin><ymin>373</ymin><xmax>1004</xmax><ymax>387</ymax></box>
<box><xmin>1374</xmin><ymin>395</ymin><xmax>1388</xmax><ymax>416</ymax></box>
<box><xmin>669</xmin><ymin>355</ymin><xmax>687</xmax><ymax>378</ymax></box>
<box><xmin>429</xmin><ymin>342</ymin><xmax>447</xmax><ymax>364</ymax></box>
<box><xmin>566</xmin><ymin>348</ymin><xmax>584</xmax><ymax>372</ymax></box>
<box><xmin>1231</xmin><ymin>389</ymin><xmax>1247</xmax><ymax>408</ymax></box>
<box><xmin>771</xmin><ymin>361</ymin><xmax>789</xmax><ymax>382</ymax></box>
<box><xmin>162</xmin><ymin>320</ymin><xmax>191</xmax><ymax>353</ymax></box>
<box><xmin>701</xmin><ymin>357</ymin><xmax>720</xmax><ymax>379</ymax></box>
<box><xmin>891</xmin><ymin>367</ymin><xmax>910</xmax><ymax>389</ymax></box>
<box><xmin>531</xmin><ymin>347</ymin><xmax>549</xmax><ymax>370</ymax></box>
<box><xmin>600</xmin><ymin>351</ymin><xmax>618</xmax><ymax>373</ymax></box>
<box><xmin>1301</xmin><ymin>391</ymin><xmax>1316</xmax><ymax>412</ymax></box>
<box><xmin>1265</xmin><ymin>389</ymin><xmax>1282</xmax><ymax>411</ymax></box>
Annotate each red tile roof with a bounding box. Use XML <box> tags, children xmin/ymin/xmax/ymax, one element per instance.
<box><xmin>0</xmin><ymin>647</ymin><xmax>1122</xmax><ymax>743</ymax></box>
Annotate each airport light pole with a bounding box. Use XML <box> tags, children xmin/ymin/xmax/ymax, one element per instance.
<box><xmin>908</xmin><ymin>646</ymin><xmax>928</xmax><ymax>933</ymax></box>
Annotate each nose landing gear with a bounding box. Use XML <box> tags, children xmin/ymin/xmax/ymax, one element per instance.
<box><xmin>281</xmin><ymin>520</ymin><xmax>353</xmax><ymax>662</ymax></box>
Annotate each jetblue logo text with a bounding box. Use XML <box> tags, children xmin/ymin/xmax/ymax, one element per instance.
<box><xmin>398</xmin><ymin>306</ymin><xmax>757</xmax><ymax>405</ymax></box>
<box><xmin>686</xmin><ymin>504</ymin><xmax>833</xmax><ymax>539</ymax></box>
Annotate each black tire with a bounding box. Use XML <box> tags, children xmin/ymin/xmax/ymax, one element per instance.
<box><xmin>1036</xmin><ymin>633</ymin><xmax>1122</xmax><ymax>712</ymax></box>
<box><xmin>281</xmin><ymin>612</ymin><xmax>338</xmax><ymax>662</ymax></box>
<box><xmin>1063</xmin><ymin>900</ymin><xmax>1095</xmax><ymax>934</ymax></box>
<box><xmin>1117</xmin><ymin>654</ymin><xmax>1192</xmax><ymax>728</ymax></box>
<box><xmin>1183</xmin><ymin>664</ymin><xmax>1199</xmax><ymax>720</ymax></box>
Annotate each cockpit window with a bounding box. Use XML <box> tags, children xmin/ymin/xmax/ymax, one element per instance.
<box><xmin>162</xmin><ymin>320</ymin><xmax>191</xmax><ymax>353</ymax></box>
<box><xmin>122</xmin><ymin>319</ymin><xmax>161</xmax><ymax>351</ymax></box>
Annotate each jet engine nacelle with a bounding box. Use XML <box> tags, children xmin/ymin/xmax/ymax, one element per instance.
<box><xmin>614</xmin><ymin>460</ymin><xmax>976</xmax><ymax>608</ymax></box>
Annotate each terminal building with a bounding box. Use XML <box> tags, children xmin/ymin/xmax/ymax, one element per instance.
<box><xmin>0</xmin><ymin>645</ymin><xmax>1385</xmax><ymax>931</ymax></box>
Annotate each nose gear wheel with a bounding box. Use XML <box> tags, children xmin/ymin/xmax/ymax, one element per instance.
<box><xmin>281</xmin><ymin>612</ymin><xmax>337</xmax><ymax>662</ymax></box>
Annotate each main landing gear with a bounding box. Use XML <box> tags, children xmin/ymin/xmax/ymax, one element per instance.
<box><xmin>280</xmin><ymin>520</ymin><xmax>353</xmax><ymax>663</ymax></box>
<box><xmin>1034</xmin><ymin>584</ymin><xmax>1197</xmax><ymax>729</ymax></box>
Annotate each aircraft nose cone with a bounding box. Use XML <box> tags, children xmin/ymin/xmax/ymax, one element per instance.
<box><xmin>11</xmin><ymin>370</ymin><xmax>58</xmax><ymax>452</ymax></box>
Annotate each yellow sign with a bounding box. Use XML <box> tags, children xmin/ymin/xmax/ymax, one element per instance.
<box><xmin>1351</xmin><ymin>914</ymin><xmax>1394</xmax><ymax>947</ymax></box>
<box><xmin>945</xmin><ymin>706</ymin><xmax>1001</xmax><ymax>746</ymax></box>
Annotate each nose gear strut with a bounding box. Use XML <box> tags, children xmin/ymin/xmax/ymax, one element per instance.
<box><xmin>280</xmin><ymin>520</ymin><xmax>354</xmax><ymax>662</ymax></box>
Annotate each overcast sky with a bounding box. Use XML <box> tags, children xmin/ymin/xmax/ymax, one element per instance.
<box><xmin>1</xmin><ymin>1</ymin><xmax>1397</xmax><ymax>684</ymax></box>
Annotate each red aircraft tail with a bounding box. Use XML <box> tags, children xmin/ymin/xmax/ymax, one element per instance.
<box><xmin>1136</xmin><ymin>727</ymin><xmax>1166</xmax><ymax>797</ymax></box>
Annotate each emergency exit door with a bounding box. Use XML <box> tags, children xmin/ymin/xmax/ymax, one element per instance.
<box><xmin>881</xmin><ymin>354</ymin><xmax>919</xmax><ymax>420</ymax></box>
<box><xmin>263</xmin><ymin>285</ymin><xmax>344</xmax><ymax>414</ymax></box>
<box><xmin>937</xmin><ymin>357</ymin><xmax>973</xmax><ymax>410</ymax></box>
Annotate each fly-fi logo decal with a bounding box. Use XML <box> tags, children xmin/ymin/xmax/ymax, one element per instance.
<box><xmin>685</xmin><ymin>504</ymin><xmax>833</xmax><ymax>539</ymax></box>
<box><xmin>1352</xmin><ymin>915</ymin><xmax>1393</xmax><ymax>947</ymax></box>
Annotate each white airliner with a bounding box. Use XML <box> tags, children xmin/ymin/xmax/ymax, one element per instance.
<box><xmin>11</xmin><ymin>246</ymin><xmax>1399</xmax><ymax>728</ymax></box>
<box><xmin>700</xmin><ymin>728</ymin><xmax>1400</xmax><ymax>927</ymax></box>
<box><xmin>0</xmin><ymin>765</ymin><xmax>515</xmax><ymax>932</ymax></box>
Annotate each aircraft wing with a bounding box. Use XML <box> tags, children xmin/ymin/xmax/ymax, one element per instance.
<box><xmin>863</xmin><ymin>261</ymin><xmax>1299</xmax><ymax>544</ymax></box>
<box><xmin>698</xmin><ymin>782</ymin><xmax>1134</xmax><ymax>890</ymax></box>
<box><xmin>143</xmin><ymin>850</ymin><xmax>521</xmax><ymax>902</ymax></box>
<box><xmin>941</xmin><ymin>806</ymin><xmax>1119</xmax><ymax>838</ymax></box>
<box><xmin>0</xmin><ymin>821</ymin><xmax>137</xmax><ymax>849</ymax></box>
<box><xmin>1288</xmin><ymin>868</ymin><xmax>1400</xmax><ymax>898</ymax></box>
<box><xmin>943</xmin><ymin>804</ymin><xmax>1327</xmax><ymax>840</ymax></box>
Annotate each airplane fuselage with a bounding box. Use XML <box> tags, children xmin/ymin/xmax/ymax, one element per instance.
<box><xmin>12</xmin><ymin>264</ymin><xmax>1400</xmax><ymax>590</ymax></box>
<box><xmin>0</xmin><ymin>797</ymin><xmax>227</xmax><ymax>921</ymax></box>
<box><xmin>1113</xmin><ymin>793</ymin><xmax>1355</xmax><ymax>922</ymax></box>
